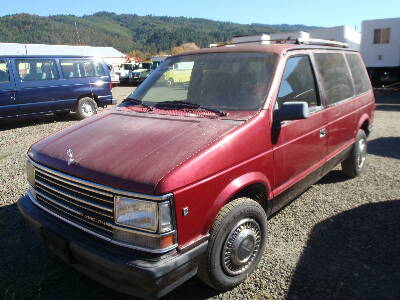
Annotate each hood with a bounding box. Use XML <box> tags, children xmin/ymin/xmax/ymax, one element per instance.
<box><xmin>30</xmin><ymin>111</ymin><xmax>239</xmax><ymax>194</ymax></box>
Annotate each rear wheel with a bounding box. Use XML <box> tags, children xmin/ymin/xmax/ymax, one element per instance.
<box><xmin>341</xmin><ymin>129</ymin><xmax>367</xmax><ymax>177</ymax></box>
<box><xmin>198</xmin><ymin>198</ymin><xmax>267</xmax><ymax>290</ymax></box>
<box><xmin>167</xmin><ymin>78</ymin><xmax>174</xmax><ymax>87</ymax></box>
<box><xmin>75</xmin><ymin>97</ymin><xmax>97</xmax><ymax>120</ymax></box>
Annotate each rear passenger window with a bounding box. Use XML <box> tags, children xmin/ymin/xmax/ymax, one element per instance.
<box><xmin>16</xmin><ymin>59</ymin><xmax>59</xmax><ymax>81</ymax></box>
<box><xmin>276</xmin><ymin>56</ymin><xmax>319</xmax><ymax>109</ymax></box>
<box><xmin>314</xmin><ymin>53</ymin><xmax>354</xmax><ymax>105</ymax></box>
<box><xmin>346</xmin><ymin>54</ymin><xmax>371</xmax><ymax>95</ymax></box>
<box><xmin>95</xmin><ymin>62</ymin><xmax>106</xmax><ymax>76</ymax></box>
<box><xmin>60</xmin><ymin>59</ymin><xmax>104</xmax><ymax>78</ymax></box>
<box><xmin>0</xmin><ymin>60</ymin><xmax>9</xmax><ymax>82</ymax></box>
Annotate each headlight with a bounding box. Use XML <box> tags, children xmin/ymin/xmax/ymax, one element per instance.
<box><xmin>115</xmin><ymin>196</ymin><xmax>174</xmax><ymax>233</ymax></box>
<box><xmin>26</xmin><ymin>159</ymin><xmax>35</xmax><ymax>186</ymax></box>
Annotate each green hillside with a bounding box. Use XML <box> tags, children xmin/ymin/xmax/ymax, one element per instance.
<box><xmin>0</xmin><ymin>12</ymin><xmax>319</xmax><ymax>54</ymax></box>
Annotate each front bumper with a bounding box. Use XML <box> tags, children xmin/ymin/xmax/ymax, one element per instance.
<box><xmin>18</xmin><ymin>195</ymin><xmax>207</xmax><ymax>299</ymax></box>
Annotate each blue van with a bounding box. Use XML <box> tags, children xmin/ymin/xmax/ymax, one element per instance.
<box><xmin>0</xmin><ymin>55</ymin><xmax>116</xmax><ymax>120</ymax></box>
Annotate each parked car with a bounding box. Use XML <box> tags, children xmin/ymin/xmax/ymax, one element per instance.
<box><xmin>0</xmin><ymin>55</ymin><xmax>115</xmax><ymax>120</ymax></box>
<box><xmin>18</xmin><ymin>40</ymin><xmax>375</xmax><ymax>299</ymax></box>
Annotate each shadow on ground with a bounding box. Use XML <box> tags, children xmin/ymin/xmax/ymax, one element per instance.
<box><xmin>0</xmin><ymin>200</ymin><xmax>221</xmax><ymax>300</ymax></box>
<box><xmin>374</xmin><ymin>90</ymin><xmax>400</xmax><ymax>111</ymax></box>
<box><xmin>287</xmin><ymin>200</ymin><xmax>400</xmax><ymax>300</ymax></box>
<box><xmin>0</xmin><ymin>114</ymin><xmax>73</xmax><ymax>131</ymax></box>
<box><xmin>368</xmin><ymin>137</ymin><xmax>400</xmax><ymax>160</ymax></box>
<box><xmin>0</xmin><ymin>202</ymin><xmax>130</xmax><ymax>300</ymax></box>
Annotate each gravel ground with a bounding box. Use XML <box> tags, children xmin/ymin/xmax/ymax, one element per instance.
<box><xmin>0</xmin><ymin>88</ymin><xmax>399</xmax><ymax>300</ymax></box>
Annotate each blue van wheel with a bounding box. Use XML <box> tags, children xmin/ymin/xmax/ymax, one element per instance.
<box><xmin>76</xmin><ymin>97</ymin><xmax>98</xmax><ymax>119</ymax></box>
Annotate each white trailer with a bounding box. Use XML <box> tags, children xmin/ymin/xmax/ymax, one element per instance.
<box><xmin>309</xmin><ymin>26</ymin><xmax>361</xmax><ymax>51</ymax></box>
<box><xmin>360</xmin><ymin>18</ymin><xmax>400</xmax><ymax>87</ymax></box>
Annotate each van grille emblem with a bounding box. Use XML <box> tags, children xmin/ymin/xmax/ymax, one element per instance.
<box><xmin>66</xmin><ymin>148</ymin><xmax>74</xmax><ymax>165</ymax></box>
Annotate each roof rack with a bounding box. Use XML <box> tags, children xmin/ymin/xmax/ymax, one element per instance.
<box><xmin>296</xmin><ymin>38</ymin><xmax>348</xmax><ymax>48</ymax></box>
<box><xmin>227</xmin><ymin>37</ymin><xmax>349</xmax><ymax>48</ymax></box>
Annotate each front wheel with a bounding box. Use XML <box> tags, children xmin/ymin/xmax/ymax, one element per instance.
<box><xmin>341</xmin><ymin>129</ymin><xmax>367</xmax><ymax>177</ymax></box>
<box><xmin>198</xmin><ymin>198</ymin><xmax>267</xmax><ymax>290</ymax></box>
<box><xmin>75</xmin><ymin>97</ymin><xmax>98</xmax><ymax>120</ymax></box>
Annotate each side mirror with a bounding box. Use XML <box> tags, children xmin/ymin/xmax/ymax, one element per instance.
<box><xmin>274</xmin><ymin>101</ymin><xmax>309</xmax><ymax>123</ymax></box>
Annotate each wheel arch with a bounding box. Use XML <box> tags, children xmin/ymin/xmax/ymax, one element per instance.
<box><xmin>202</xmin><ymin>172</ymin><xmax>272</xmax><ymax>235</ymax></box>
<box><xmin>357</xmin><ymin>113</ymin><xmax>371</xmax><ymax>137</ymax></box>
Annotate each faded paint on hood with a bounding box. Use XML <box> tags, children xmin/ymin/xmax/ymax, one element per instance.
<box><xmin>30</xmin><ymin>111</ymin><xmax>240</xmax><ymax>194</ymax></box>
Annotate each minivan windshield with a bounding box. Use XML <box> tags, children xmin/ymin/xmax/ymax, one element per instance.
<box><xmin>124</xmin><ymin>52</ymin><xmax>277</xmax><ymax>113</ymax></box>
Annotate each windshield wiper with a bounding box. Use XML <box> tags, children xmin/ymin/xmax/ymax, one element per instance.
<box><xmin>122</xmin><ymin>98</ymin><xmax>153</xmax><ymax>111</ymax></box>
<box><xmin>154</xmin><ymin>101</ymin><xmax>226</xmax><ymax>116</ymax></box>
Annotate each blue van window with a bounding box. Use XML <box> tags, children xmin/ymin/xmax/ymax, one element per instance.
<box><xmin>16</xmin><ymin>59</ymin><xmax>59</xmax><ymax>81</ymax></box>
<box><xmin>60</xmin><ymin>59</ymin><xmax>104</xmax><ymax>78</ymax></box>
<box><xmin>0</xmin><ymin>60</ymin><xmax>9</xmax><ymax>82</ymax></box>
<box><xmin>95</xmin><ymin>62</ymin><xmax>106</xmax><ymax>76</ymax></box>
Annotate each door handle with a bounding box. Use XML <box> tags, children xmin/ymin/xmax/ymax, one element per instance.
<box><xmin>320</xmin><ymin>128</ymin><xmax>327</xmax><ymax>138</ymax></box>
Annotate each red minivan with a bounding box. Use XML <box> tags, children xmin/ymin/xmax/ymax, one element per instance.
<box><xmin>19</xmin><ymin>39</ymin><xmax>375</xmax><ymax>299</ymax></box>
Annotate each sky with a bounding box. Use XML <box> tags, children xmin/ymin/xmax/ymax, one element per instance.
<box><xmin>1</xmin><ymin>0</ymin><xmax>400</xmax><ymax>29</ymax></box>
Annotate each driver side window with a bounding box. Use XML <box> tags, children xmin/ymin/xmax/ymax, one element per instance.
<box><xmin>276</xmin><ymin>56</ymin><xmax>319</xmax><ymax>109</ymax></box>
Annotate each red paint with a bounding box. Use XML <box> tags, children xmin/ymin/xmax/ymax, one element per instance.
<box><xmin>28</xmin><ymin>45</ymin><xmax>375</xmax><ymax>249</ymax></box>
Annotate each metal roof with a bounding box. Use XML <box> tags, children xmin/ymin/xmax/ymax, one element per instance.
<box><xmin>0</xmin><ymin>43</ymin><xmax>125</xmax><ymax>57</ymax></box>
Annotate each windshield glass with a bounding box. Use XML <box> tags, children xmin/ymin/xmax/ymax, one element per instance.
<box><xmin>125</xmin><ymin>52</ymin><xmax>277</xmax><ymax>112</ymax></box>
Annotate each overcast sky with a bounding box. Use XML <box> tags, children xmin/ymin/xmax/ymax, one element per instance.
<box><xmin>1</xmin><ymin>0</ymin><xmax>399</xmax><ymax>28</ymax></box>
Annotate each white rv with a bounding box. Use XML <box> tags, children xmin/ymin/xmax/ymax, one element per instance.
<box><xmin>361</xmin><ymin>17</ymin><xmax>400</xmax><ymax>87</ymax></box>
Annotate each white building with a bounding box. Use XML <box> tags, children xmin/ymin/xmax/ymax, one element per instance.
<box><xmin>232</xmin><ymin>27</ymin><xmax>360</xmax><ymax>50</ymax></box>
<box><xmin>0</xmin><ymin>43</ymin><xmax>126</xmax><ymax>67</ymax></box>
<box><xmin>309</xmin><ymin>26</ymin><xmax>361</xmax><ymax>50</ymax></box>
<box><xmin>232</xmin><ymin>34</ymin><xmax>271</xmax><ymax>46</ymax></box>
<box><xmin>269</xmin><ymin>31</ymin><xmax>310</xmax><ymax>41</ymax></box>
<box><xmin>360</xmin><ymin>18</ymin><xmax>400</xmax><ymax>68</ymax></box>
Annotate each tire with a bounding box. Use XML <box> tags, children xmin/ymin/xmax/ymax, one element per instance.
<box><xmin>167</xmin><ymin>78</ymin><xmax>174</xmax><ymax>87</ymax></box>
<box><xmin>341</xmin><ymin>129</ymin><xmax>367</xmax><ymax>177</ymax></box>
<box><xmin>75</xmin><ymin>97</ymin><xmax>98</xmax><ymax>120</ymax></box>
<box><xmin>198</xmin><ymin>197</ymin><xmax>268</xmax><ymax>291</ymax></box>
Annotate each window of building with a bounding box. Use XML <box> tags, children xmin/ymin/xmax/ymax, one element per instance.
<box><xmin>276</xmin><ymin>55</ymin><xmax>319</xmax><ymax>109</ymax></box>
<box><xmin>16</xmin><ymin>59</ymin><xmax>59</xmax><ymax>81</ymax></box>
<box><xmin>314</xmin><ymin>53</ymin><xmax>354</xmax><ymax>105</ymax></box>
<box><xmin>346</xmin><ymin>54</ymin><xmax>371</xmax><ymax>95</ymax></box>
<box><xmin>373</xmin><ymin>28</ymin><xmax>390</xmax><ymax>44</ymax></box>
<box><xmin>0</xmin><ymin>60</ymin><xmax>10</xmax><ymax>82</ymax></box>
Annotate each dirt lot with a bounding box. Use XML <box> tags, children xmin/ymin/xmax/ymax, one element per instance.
<box><xmin>0</xmin><ymin>88</ymin><xmax>399</xmax><ymax>300</ymax></box>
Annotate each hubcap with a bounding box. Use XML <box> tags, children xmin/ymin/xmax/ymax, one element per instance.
<box><xmin>222</xmin><ymin>218</ymin><xmax>262</xmax><ymax>275</ymax></box>
<box><xmin>357</xmin><ymin>138</ymin><xmax>367</xmax><ymax>168</ymax></box>
<box><xmin>82</xmin><ymin>102</ymin><xmax>94</xmax><ymax>117</ymax></box>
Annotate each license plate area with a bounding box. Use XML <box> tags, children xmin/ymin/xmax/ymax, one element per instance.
<box><xmin>41</xmin><ymin>228</ymin><xmax>73</xmax><ymax>264</ymax></box>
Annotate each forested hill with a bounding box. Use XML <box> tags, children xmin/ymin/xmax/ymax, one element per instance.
<box><xmin>0</xmin><ymin>12</ymin><xmax>319</xmax><ymax>54</ymax></box>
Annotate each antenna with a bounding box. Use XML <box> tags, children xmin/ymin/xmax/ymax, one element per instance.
<box><xmin>74</xmin><ymin>21</ymin><xmax>85</xmax><ymax>57</ymax></box>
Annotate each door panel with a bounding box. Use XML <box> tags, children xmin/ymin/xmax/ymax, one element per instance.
<box><xmin>271</xmin><ymin>55</ymin><xmax>327</xmax><ymax>194</ymax></box>
<box><xmin>0</xmin><ymin>59</ymin><xmax>17</xmax><ymax>118</ymax></box>
<box><xmin>273</xmin><ymin>111</ymin><xmax>327</xmax><ymax>191</ymax></box>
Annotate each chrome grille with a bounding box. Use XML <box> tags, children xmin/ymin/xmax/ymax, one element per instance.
<box><xmin>33</xmin><ymin>164</ymin><xmax>114</xmax><ymax>237</ymax></box>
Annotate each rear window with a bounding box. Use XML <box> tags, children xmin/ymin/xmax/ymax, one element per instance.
<box><xmin>314</xmin><ymin>53</ymin><xmax>354</xmax><ymax>105</ymax></box>
<box><xmin>0</xmin><ymin>60</ymin><xmax>9</xmax><ymax>82</ymax></box>
<box><xmin>60</xmin><ymin>59</ymin><xmax>105</xmax><ymax>78</ymax></box>
<box><xmin>16</xmin><ymin>59</ymin><xmax>59</xmax><ymax>81</ymax></box>
<box><xmin>346</xmin><ymin>54</ymin><xmax>370</xmax><ymax>95</ymax></box>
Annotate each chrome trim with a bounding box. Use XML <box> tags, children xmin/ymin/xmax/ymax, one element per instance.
<box><xmin>35</xmin><ymin>172</ymin><xmax>113</xmax><ymax>204</ymax></box>
<box><xmin>36</xmin><ymin>191</ymin><xmax>113</xmax><ymax>233</ymax></box>
<box><xmin>30</xmin><ymin>158</ymin><xmax>172</xmax><ymax>201</ymax></box>
<box><xmin>36</xmin><ymin>188</ymin><xmax>113</xmax><ymax>219</ymax></box>
<box><xmin>28</xmin><ymin>191</ymin><xmax>177</xmax><ymax>253</ymax></box>
<box><xmin>36</xmin><ymin>179</ymin><xmax>113</xmax><ymax>213</ymax></box>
